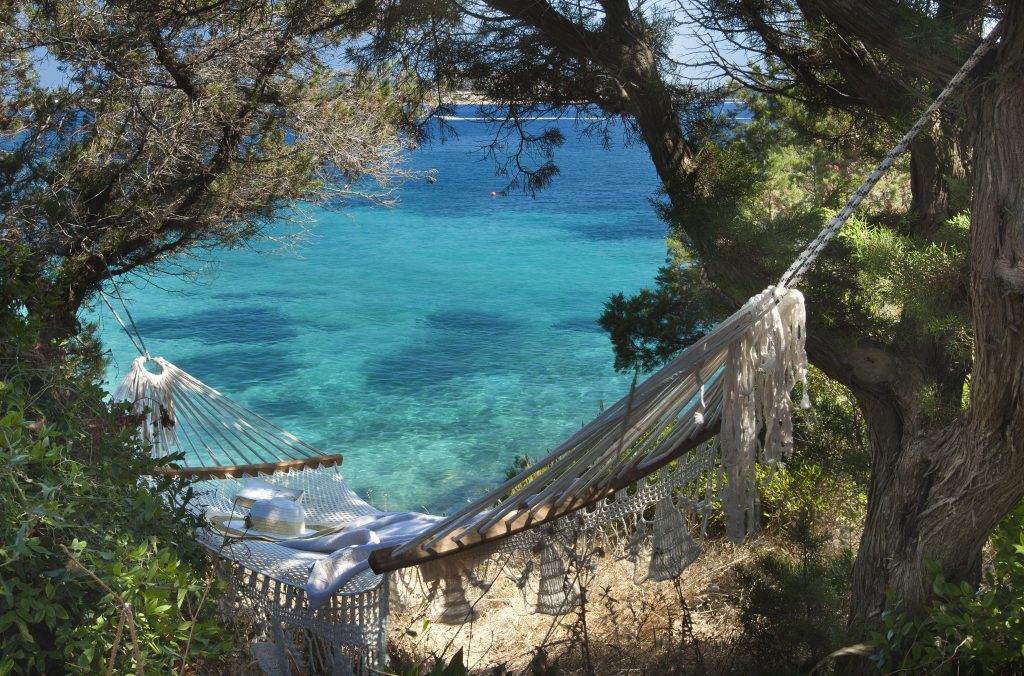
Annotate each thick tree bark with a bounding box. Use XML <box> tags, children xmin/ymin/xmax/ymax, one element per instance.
<box><xmin>909</xmin><ymin>124</ymin><xmax>970</xmax><ymax>235</ymax></box>
<box><xmin>840</xmin><ymin>8</ymin><xmax>1024</xmax><ymax>671</ymax></box>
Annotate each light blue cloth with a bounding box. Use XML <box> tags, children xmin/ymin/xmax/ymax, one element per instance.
<box><xmin>280</xmin><ymin>512</ymin><xmax>445</xmax><ymax>610</ymax></box>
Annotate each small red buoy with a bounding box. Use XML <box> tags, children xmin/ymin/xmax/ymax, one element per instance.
<box><xmin>490</xmin><ymin>191</ymin><xmax>497</xmax><ymax>198</ymax></box>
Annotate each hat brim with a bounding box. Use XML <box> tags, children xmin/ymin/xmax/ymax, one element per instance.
<box><xmin>219</xmin><ymin>518</ymin><xmax>320</xmax><ymax>540</ymax></box>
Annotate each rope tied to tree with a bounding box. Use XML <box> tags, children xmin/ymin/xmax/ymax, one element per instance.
<box><xmin>97</xmin><ymin>290</ymin><xmax>150</xmax><ymax>360</ymax></box>
<box><xmin>96</xmin><ymin>254</ymin><xmax>151</xmax><ymax>360</ymax></box>
<box><xmin>778</xmin><ymin>25</ymin><xmax>1002</xmax><ymax>289</ymax></box>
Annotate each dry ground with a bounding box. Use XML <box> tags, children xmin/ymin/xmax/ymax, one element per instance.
<box><xmin>386</xmin><ymin>539</ymin><xmax>754</xmax><ymax>675</ymax></box>
<box><xmin>213</xmin><ymin>528</ymin><xmax>856</xmax><ymax>675</ymax></box>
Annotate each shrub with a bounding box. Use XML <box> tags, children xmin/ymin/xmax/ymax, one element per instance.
<box><xmin>733</xmin><ymin>367</ymin><xmax>867</xmax><ymax>672</ymax></box>
<box><xmin>736</xmin><ymin>501</ymin><xmax>855</xmax><ymax>673</ymax></box>
<box><xmin>869</xmin><ymin>502</ymin><xmax>1024</xmax><ymax>673</ymax></box>
<box><xmin>0</xmin><ymin>380</ymin><xmax>231</xmax><ymax>674</ymax></box>
<box><xmin>0</xmin><ymin>247</ymin><xmax>230</xmax><ymax>674</ymax></box>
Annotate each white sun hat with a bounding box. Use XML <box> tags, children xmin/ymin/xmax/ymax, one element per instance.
<box><xmin>224</xmin><ymin>498</ymin><xmax>317</xmax><ymax>539</ymax></box>
<box><xmin>232</xmin><ymin>478</ymin><xmax>304</xmax><ymax>509</ymax></box>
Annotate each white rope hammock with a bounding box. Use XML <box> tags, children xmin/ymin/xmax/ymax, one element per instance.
<box><xmin>371</xmin><ymin>285</ymin><xmax>805</xmax><ymax>571</ymax></box>
<box><xmin>114</xmin><ymin>357</ymin><xmax>342</xmax><ymax>478</ymax></box>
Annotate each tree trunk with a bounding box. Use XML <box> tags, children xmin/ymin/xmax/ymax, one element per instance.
<box><xmin>468</xmin><ymin>1</ymin><xmax>1023</xmax><ymax>668</ymax></box>
<box><xmin>841</xmin><ymin>8</ymin><xmax>1024</xmax><ymax>671</ymax></box>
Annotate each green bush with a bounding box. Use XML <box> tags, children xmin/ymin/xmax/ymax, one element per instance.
<box><xmin>733</xmin><ymin>366</ymin><xmax>867</xmax><ymax>673</ymax></box>
<box><xmin>869</xmin><ymin>502</ymin><xmax>1024</xmax><ymax>673</ymax></box>
<box><xmin>736</xmin><ymin>502</ymin><xmax>855</xmax><ymax>673</ymax></box>
<box><xmin>0</xmin><ymin>247</ymin><xmax>230</xmax><ymax>674</ymax></box>
<box><xmin>0</xmin><ymin>382</ymin><xmax>230</xmax><ymax>674</ymax></box>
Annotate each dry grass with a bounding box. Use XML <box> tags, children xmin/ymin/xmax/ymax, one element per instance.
<box><xmin>213</xmin><ymin>527</ymin><xmax>857</xmax><ymax>674</ymax></box>
<box><xmin>387</xmin><ymin>539</ymin><xmax>754</xmax><ymax>675</ymax></box>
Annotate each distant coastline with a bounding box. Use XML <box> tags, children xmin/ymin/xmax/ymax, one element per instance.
<box><xmin>440</xmin><ymin>93</ymin><xmax>748</xmax><ymax>110</ymax></box>
<box><xmin>443</xmin><ymin>92</ymin><xmax>590</xmax><ymax>107</ymax></box>
<box><xmin>449</xmin><ymin>91</ymin><xmax>494</xmax><ymax>106</ymax></box>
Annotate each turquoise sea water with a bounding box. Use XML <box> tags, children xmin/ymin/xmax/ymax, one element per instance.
<box><xmin>96</xmin><ymin>111</ymin><xmax>667</xmax><ymax>513</ymax></box>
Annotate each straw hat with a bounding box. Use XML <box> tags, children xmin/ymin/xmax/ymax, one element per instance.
<box><xmin>224</xmin><ymin>498</ymin><xmax>317</xmax><ymax>538</ymax></box>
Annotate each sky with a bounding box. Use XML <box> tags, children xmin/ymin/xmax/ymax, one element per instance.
<box><xmin>28</xmin><ymin>3</ymin><xmax>741</xmax><ymax>90</ymax></box>
<box><xmin>30</xmin><ymin>47</ymin><xmax>67</xmax><ymax>89</ymax></box>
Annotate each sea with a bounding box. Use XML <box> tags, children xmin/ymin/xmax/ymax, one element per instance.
<box><xmin>95</xmin><ymin>108</ymin><xmax>675</xmax><ymax>514</ymax></box>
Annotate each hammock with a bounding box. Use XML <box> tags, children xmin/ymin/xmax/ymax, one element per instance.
<box><xmin>112</xmin><ymin>357</ymin><xmax>343</xmax><ymax>478</ymax></box>
<box><xmin>110</xmin><ymin>30</ymin><xmax>996</xmax><ymax>675</ymax></box>
<box><xmin>114</xmin><ymin>357</ymin><xmax>388</xmax><ymax>672</ymax></box>
<box><xmin>371</xmin><ymin>285</ymin><xmax>806</xmax><ymax>571</ymax></box>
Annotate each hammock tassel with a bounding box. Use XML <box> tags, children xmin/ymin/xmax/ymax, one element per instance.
<box><xmin>535</xmin><ymin>540</ymin><xmax>577</xmax><ymax>615</ymax></box>
<box><xmin>720</xmin><ymin>288</ymin><xmax>808</xmax><ymax>543</ymax></box>
<box><xmin>623</xmin><ymin>517</ymin><xmax>649</xmax><ymax>562</ymax></box>
<box><xmin>647</xmin><ymin>496</ymin><xmax>701</xmax><ymax>582</ymax></box>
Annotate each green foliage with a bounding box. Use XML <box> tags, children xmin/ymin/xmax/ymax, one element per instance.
<box><xmin>711</xmin><ymin>88</ymin><xmax>908</xmax><ymax>278</ymax></box>
<box><xmin>600</xmin><ymin>238</ymin><xmax>720</xmax><ymax>373</ymax></box>
<box><xmin>3</xmin><ymin>0</ymin><xmax>417</xmax><ymax>336</ymax></box>
<box><xmin>601</xmin><ymin>88</ymin><xmax>917</xmax><ymax>375</ymax></box>
<box><xmin>0</xmin><ymin>248</ymin><xmax>230</xmax><ymax>674</ymax></box>
<box><xmin>735</xmin><ymin>367</ymin><xmax>867</xmax><ymax>672</ymax></box>
<box><xmin>0</xmin><ymin>395</ymin><xmax>230</xmax><ymax>674</ymax></box>
<box><xmin>742</xmin><ymin>454</ymin><xmax>862</xmax><ymax>672</ymax></box>
<box><xmin>500</xmin><ymin>452</ymin><xmax>545</xmax><ymax>500</ymax></box>
<box><xmin>736</xmin><ymin>503</ymin><xmax>855</xmax><ymax>674</ymax></box>
<box><xmin>840</xmin><ymin>211</ymin><xmax>971</xmax><ymax>365</ymax></box>
<box><xmin>869</xmin><ymin>502</ymin><xmax>1024</xmax><ymax>674</ymax></box>
<box><xmin>505</xmin><ymin>454</ymin><xmax>533</xmax><ymax>480</ymax></box>
<box><xmin>392</xmin><ymin>647</ymin><xmax>560</xmax><ymax>676</ymax></box>
<box><xmin>789</xmin><ymin>366</ymin><xmax>870</xmax><ymax>494</ymax></box>
<box><xmin>393</xmin><ymin>648</ymin><xmax>468</xmax><ymax>676</ymax></box>
<box><xmin>759</xmin><ymin>462</ymin><xmax>863</xmax><ymax>545</ymax></box>
<box><xmin>755</xmin><ymin>367</ymin><xmax>868</xmax><ymax>539</ymax></box>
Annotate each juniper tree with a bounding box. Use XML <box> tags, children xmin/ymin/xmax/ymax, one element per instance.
<box><xmin>358</xmin><ymin>0</ymin><xmax>1024</xmax><ymax>668</ymax></box>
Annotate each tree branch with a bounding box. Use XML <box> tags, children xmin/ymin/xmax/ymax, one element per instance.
<box><xmin>797</xmin><ymin>0</ymin><xmax>982</xmax><ymax>84</ymax></box>
<box><xmin>482</xmin><ymin>0</ymin><xmax>618</xmax><ymax>67</ymax></box>
<box><xmin>149</xmin><ymin>29</ymin><xmax>202</xmax><ymax>100</ymax></box>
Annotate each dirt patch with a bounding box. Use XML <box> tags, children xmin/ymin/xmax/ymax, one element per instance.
<box><xmin>387</xmin><ymin>539</ymin><xmax>752</xmax><ymax>674</ymax></box>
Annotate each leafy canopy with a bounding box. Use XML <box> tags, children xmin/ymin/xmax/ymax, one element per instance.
<box><xmin>1</xmin><ymin>0</ymin><xmax>421</xmax><ymax>332</ymax></box>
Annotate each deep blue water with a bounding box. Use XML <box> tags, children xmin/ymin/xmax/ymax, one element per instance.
<box><xmin>95</xmin><ymin>109</ymin><xmax>668</xmax><ymax>513</ymax></box>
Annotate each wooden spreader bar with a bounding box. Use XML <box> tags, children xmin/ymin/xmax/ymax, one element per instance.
<box><xmin>154</xmin><ymin>453</ymin><xmax>344</xmax><ymax>480</ymax></box>
<box><xmin>368</xmin><ymin>426</ymin><xmax>717</xmax><ymax>574</ymax></box>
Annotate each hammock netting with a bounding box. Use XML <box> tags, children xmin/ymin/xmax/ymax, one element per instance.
<box><xmin>194</xmin><ymin>469</ymin><xmax>389</xmax><ymax>673</ymax></box>
<box><xmin>108</xmin><ymin>30</ymin><xmax>997</xmax><ymax>675</ymax></box>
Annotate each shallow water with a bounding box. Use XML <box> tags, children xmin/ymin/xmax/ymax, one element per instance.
<box><xmin>95</xmin><ymin>111</ymin><xmax>667</xmax><ymax>513</ymax></box>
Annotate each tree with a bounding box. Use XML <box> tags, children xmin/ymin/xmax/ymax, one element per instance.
<box><xmin>1</xmin><ymin>7</ymin><xmax>426</xmax><ymax>669</ymax></box>
<box><xmin>1</xmin><ymin>0</ymin><xmax>421</xmax><ymax>337</ymax></box>
<box><xmin>359</xmin><ymin>0</ymin><xmax>1023</xmax><ymax>666</ymax></box>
